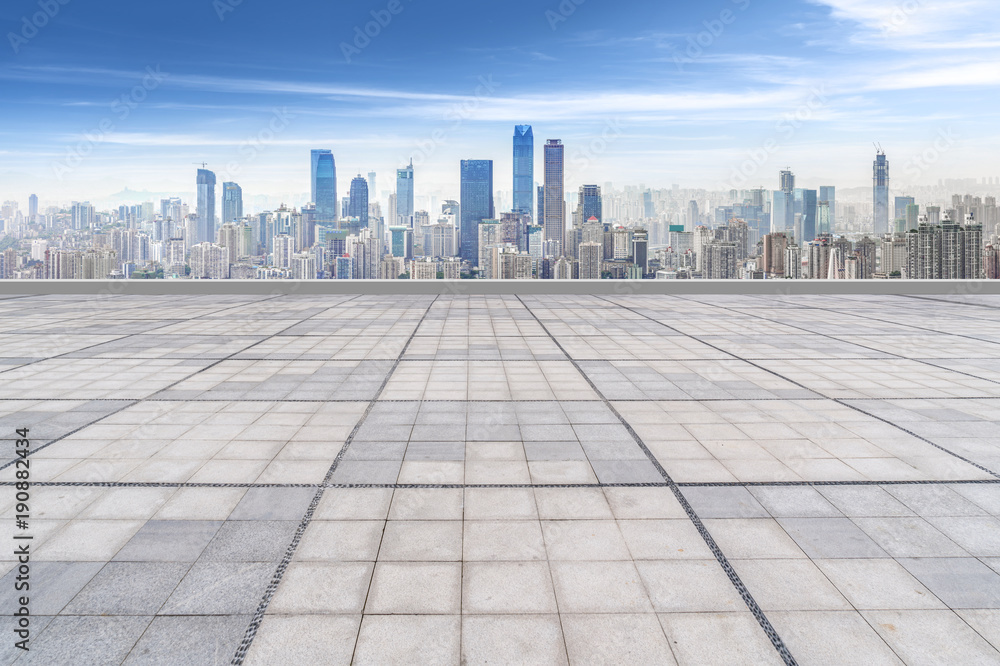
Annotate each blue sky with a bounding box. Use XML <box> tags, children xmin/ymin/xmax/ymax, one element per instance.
<box><xmin>1</xmin><ymin>0</ymin><xmax>998</xmax><ymax>205</ymax></box>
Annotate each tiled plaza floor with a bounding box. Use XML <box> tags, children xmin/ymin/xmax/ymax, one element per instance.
<box><xmin>0</xmin><ymin>293</ymin><xmax>999</xmax><ymax>664</ymax></box>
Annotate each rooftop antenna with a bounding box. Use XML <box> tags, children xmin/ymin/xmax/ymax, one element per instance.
<box><xmin>194</xmin><ymin>162</ymin><xmax>209</xmax><ymax>169</ymax></box>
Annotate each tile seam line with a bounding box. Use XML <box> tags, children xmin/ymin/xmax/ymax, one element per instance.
<box><xmin>614</xmin><ymin>295</ymin><xmax>1000</xmax><ymax>482</ymax></box>
<box><xmin>517</xmin><ymin>294</ymin><xmax>798</xmax><ymax>666</ymax></box>
<box><xmin>0</xmin><ymin>295</ymin><xmax>366</xmax><ymax>472</ymax></box>
<box><xmin>229</xmin><ymin>294</ymin><xmax>440</xmax><ymax>666</ymax></box>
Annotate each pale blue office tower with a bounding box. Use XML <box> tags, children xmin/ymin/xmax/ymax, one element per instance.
<box><xmin>513</xmin><ymin>125</ymin><xmax>534</xmax><ymax>217</ymax></box>
<box><xmin>196</xmin><ymin>168</ymin><xmax>216</xmax><ymax>243</ymax></box>
<box><xmin>311</xmin><ymin>149</ymin><xmax>337</xmax><ymax>222</ymax></box>
<box><xmin>349</xmin><ymin>175</ymin><xmax>369</xmax><ymax>227</ymax></box>
<box><xmin>460</xmin><ymin>160</ymin><xmax>494</xmax><ymax>265</ymax></box>
<box><xmin>396</xmin><ymin>160</ymin><xmax>414</xmax><ymax>227</ymax></box>
<box><xmin>819</xmin><ymin>186</ymin><xmax>835</xmax><ymax>231</ymax></box>
<box><xmin>222</xmin><ymin>182</ymin><xmax>243</xmax><ymax>225</ymax></box>
<box><xmin>874</xmin><ymin>150</ymin><xmax>890</xmax><ymax>236</ymax></box>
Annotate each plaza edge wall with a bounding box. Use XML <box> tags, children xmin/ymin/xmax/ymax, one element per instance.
<box><xmin>1</xmin><ymin>280</ymin><xmax>1000</xmax><ymax>296</ymax></box>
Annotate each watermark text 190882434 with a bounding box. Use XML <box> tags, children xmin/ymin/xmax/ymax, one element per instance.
<box><xmin>13</xmin><ymin>429</ymin><xmax>32</xmax><ymax>652</ymax></box>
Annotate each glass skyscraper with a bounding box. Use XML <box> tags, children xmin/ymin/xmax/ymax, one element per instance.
<box><xmin>543</xmin><ymin>140</ymin><xmax>565</xmax><ymax>255</ymax></box>
<box><xmin>460</xmin><ymin>160</ymin><xmax>494</xmax><ymax>265</ymax></box>
<box><xmin>311</xmin><ymin>149</ymin><xmax>337</xmax><ymax>222</ymax></box>
<box><xmin>349</xmin><ymin>175</ymin><xmax>369</xmax><ymax>227</ymax></box>
<box><xmin>874</xmin><ymin>150</ymin><xmax>890</xmax><ymax>236</ymax></box>
<box><xmin>580</xmin><ymin>185</ymin><xmax>602</xmax><ymax>223</ymax></box>
<box><xmin>196</xmin><ymin>168</ymin><xmax>216</xmax><ymax>243</ymax></box>
<box><xmin>819</xmin><ymin>185</ymin><xmax>836</xmax><ymax>231</ymax></box>
<box><xmin>513</xmin><ymin>125</ymin><xmax>534</xmax><ymax>217</ymax></box>
<box><xmin>222</xmin><ymin>182</ymin><xmax>243</xmax><ymax>225</ymax></box>
<box><xmin>396</xmin><ymin>160</ymin><xmax>414</xmax><ymax>227</ymax></box>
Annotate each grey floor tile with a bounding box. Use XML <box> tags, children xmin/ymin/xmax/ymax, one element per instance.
<box><xmin>18</xmin><ymin>615</ymin><xmax>151</xmax><ymax>666</ymax></box>
<box><xmin>199</xmin><ymin>520</ymin><xmax>300</xmax><ymax>562</ymax></box>
<box><xmin>0</xmin><ymin>561</ymin><xmax>103</xmax><ymax>615</ymax></box>
<box><xmin>682</xmin><ymin>486</ymin><xmax>770</xmax><ymax>518</ymax></box>
<box><xmin>114</xmin><ymin>520</ymin><xmax>223</xmax><ymax>562</ymax></box>
<box><xmin>898</xmin><ymin>557</ymin><xmax>1000</xmax><ymax>609</ymax></box>
<box><xmin>62</xmin><ymin>562</ymin><xmax>189</xmax><ymax>615</ymax></box>
<box><xmin>228</xmin><ymin>487</ymin><xmax>317</xmax><ymax>520</ymax></box>
<box><xmin>122</xmin><ymin>615</ymin><xmax>250</xmax><ymax>665</ymax></box>
<box><xmin>160</xmin><ymin>561</ymin><xmax>274</xmax><ymax>615</ymax></box>
<box><xmin>778</xmin><ymin>517</ymin><xmax>888</xmax><ymax>559</ymax></box>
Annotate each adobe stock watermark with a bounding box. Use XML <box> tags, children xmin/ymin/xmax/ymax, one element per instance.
<box><xmin>723</xmin><ymin>85</ymin><xmax>828</xmax><ymax>190</ymax></box>
<box><xmin>220</xmin><ymin>107</ymin><xmax>295</xmax><ymax>181</ymax></box>
<box><xmin>673</xmin><ymin>0</ymin><xmax>751</xmax><ymax>72</ymax></box>
<box><xmin>407</xmin><ymin>75</ymin><xmax>500</xmax><ymax>167</ymax></box>
<box><xmin>340</xmin><ymin>0</ymin><xmax>412</xmax><ymax>63</ymax></box>
<box><xmin>546</xmin><ymin>0</ymin><xmax>586</xmax><ymax>31</ymax></box>
<box><xmin>902</xmin><ymin>127</ymin><xmax>958</xmax><ymax>183</ymax></box>
<box><xmin>7</xmin><ymin>0</ymin><xmax>71</xmax><ymax>54</ymax></box>
<box><xmin>51</xmin><ymin>66</ymin><xmax>169</xmax><ymax>181</ymax></box>
<box><xmin>571</xmin><ymin>118</ymin><xmax>626</xmax><ymax>171</ymax></box>
<box><xmin>881</xmin><ymin>0</ymin><xmax>921</xmax><ymax>35</ymax></box>
<box><xmin>213</xmin><ymin>0</ymin><xmax>243</xmax><ymax>21</ymax></box>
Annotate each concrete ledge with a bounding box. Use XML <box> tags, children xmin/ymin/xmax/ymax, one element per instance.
<box><xmin>1</xmin><ymin>280</ymin><xmax>999</xmax><ymax>296</ymax></box>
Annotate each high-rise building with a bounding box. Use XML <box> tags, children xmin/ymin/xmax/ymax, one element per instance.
<box><xmin>762</xmin><ymin>233</ymin><xmax>788</xmax><ymax>277</ymax></box>
<box><xmin>196</xmin><ymin>168</ymin><xmax>216</xmax><ymax>244</ymax></box>
<box><xmin>477</xmin><ymin>219</ymin><xmax>501</xmax><ymax>275</ymax></box>
<box><xmin>819</xmin><ymin>186</ymin><xmax>836</xmax><ymax>230</ymax></box>
<box><xmin>774</xmin><ymin>170</ymin><xmax>796</xmax><ymax>235</ymax></box>
<box><xmin>222</xmin><ymin>182</ymin><xmax>243</xmax><ymax>225</ymax></box>
<box><xmin>579</xmin><ymin>185</ymin><xmax>602</xmax><ymax>224</ymax></box>
<box><xmin>367</xmin><ymin>171</ymin><xmax>377</xmax><ymax>199</ymax></box>
<box><xmin>28</xmin><ymin>194</ymin><xmax>37</xmax><ymax>223</ymax></box>
<box><xmin>311</xmin><ymin>149</ymin><xmax>337</xmax><ymax>221</ymax></box>
<box><xmin>578</xmin><ymin>242</ymin><xmax>602</xmax><ymax>279</ymax></box>
<box><xmin>349</xmin><ymin>175</ymin><xmax>370</xmax><ymax>227</ymax></box>
<box><xmin>460</xmin><ymin>160</ymin><xmax>495</xmax><ymax>264</ymax></box>
<box><xmin>543</xmin><ymin>140</ymin><xmax>565</xmax><ymax>255</ymax></box>
<box><xmin>687</xmin><ymin>200</ymin><xmax>699</xmax><ymax>231</ymax></box>
<box><xmin>632</xmin><ymin>228</ymin><xmax>648</xmax><ymax>274</ymax></box>
<box><xmin>894</xmin><ymin>196</ymin><xmax>915</xmax><ymax>226</ymax></box>
<box><xmin>396</xmin><ymin>160</ymin><xmax>414</xmax><ymax>226</ymax></box>
<box><xmin>874</xmin><ymin>150</ymin><xmax>890</xmax><ymax>236</ymax></box>
<box><xmin>796</xmin><ymin>189</ymin><xmax>818</xmax><ymax>244</ymax></box>
<box><xmin>513</xmin><ymin>125</ymin><xmax>534</xmax><ymax>216</ymax></box>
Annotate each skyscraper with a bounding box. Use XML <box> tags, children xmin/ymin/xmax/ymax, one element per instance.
<box><xmin>311</xmin><ymin>149</ymin><xmax>337</xmax><ymax>222</ymax></box>
<box><xmin>774</xmin><ymin>170</ymin><xmax>796</xmax><ymax>234</ymax></box>
<box><xmin>579</xmin><ymin>185</ymin><xmax>602</xmax><ymax>224</ymax></box>
<box><xmin>28</xmin><ymin>194</ymin><xmax>37</xmax><ymax>223</ymax></box>
<box><xmin>874</xmin><ymin>150</ymin><xmax>890</xmax><ymax>236</ymax></box>
<box><xmin>349</xmin><ymin>175</ymin><xmax>370</xmax><ymax>227</ymax></box>
<box><xmin>367</xmin><ymin>171</ymin><xmax>376</xmax><ymax>198</ymax></box>
<box><xmin>222</xmin><ymin>182</ymin><xmax>243</xmax><ymax>226</ymax></box>
<box><xmin>196</xmin><ymin>168</ymin><xmax>216</xmax><ymax>244</ymax></box>
<box><xmin>819</xmin><ymin>186</ymin><xmax>836</xmax><ymax>231</ymax></box>
<box><xmin>460</xmin><ymin>160</ymin><xmax>494</xmax><ymax>265</ymax></box>
<box><xmin>513</xmin><ymin>125</ymin><xmax>534</xmax><ymax>217</ymax></box>
<box><xmin>543</xmin><ymin>140</ymin><xmax>565</xmax><ymax>255</ymax></box>
<box><xmin>396</xmin><ymin>160</ymin><xmax>414</xmax><ymax>227</ymax></box>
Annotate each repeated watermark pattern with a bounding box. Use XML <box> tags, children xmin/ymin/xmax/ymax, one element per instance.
<box><xmin>673</xmin><ymin>0</ymin><xmax>752</xmax><ymax>72</ymax></box>
<box><xmin>51</xmin><ymin>66</ymin><xmax>169</xmax><ymax>180</ymax></box>
<box><xmin>723</xmin><ymin>85</ymin><xmax>828</xmax><ymax>190</ymax></box>
<box><xmin>340</xmin><ymin>0</ymin><xmax>412</xmax><ymax>63</ymax></box>
<box><xmin>407</xmin><ymin>75</ymin><xmax>501</xmax><ymax>167</ymax></box>
<box><xmin>7</xmin><ymin>0</ymin><xmax>71</xmax><ymax>54</ymax></box>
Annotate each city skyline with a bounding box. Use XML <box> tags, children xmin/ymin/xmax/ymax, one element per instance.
<box><xmin>2</xmin><ymin>0</ymin><xmax>1000</xmax><ymax>201</ymax></box>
